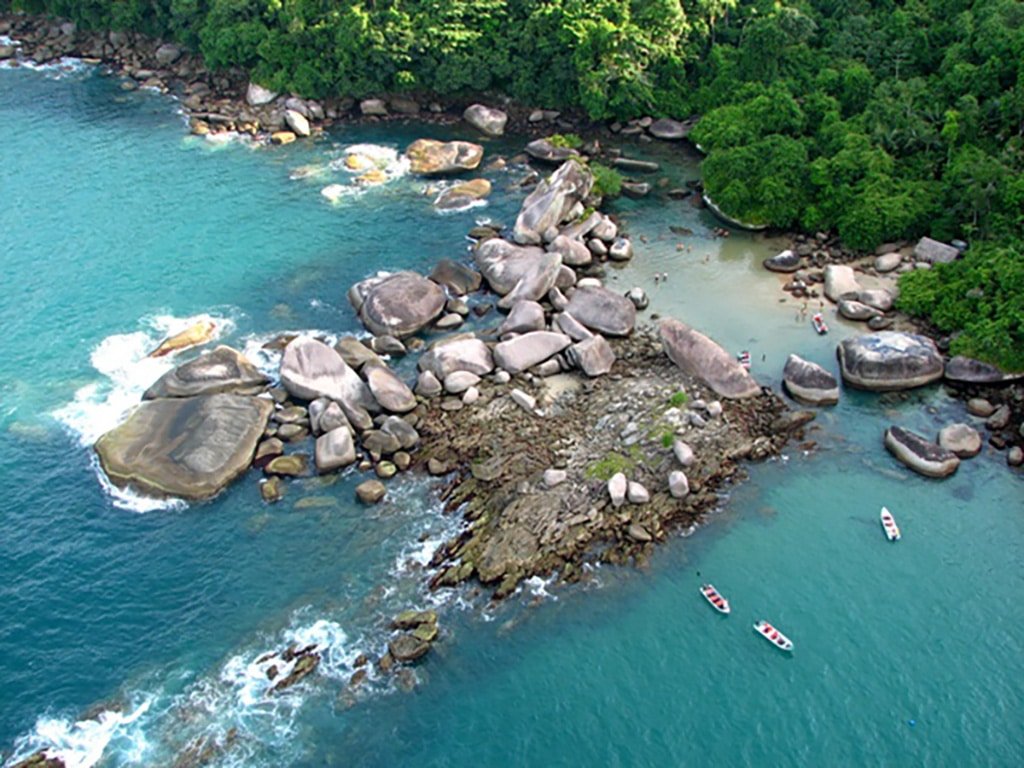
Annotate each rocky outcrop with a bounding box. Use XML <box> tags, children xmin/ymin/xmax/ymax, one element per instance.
<box><xmin>95</xmin><ymin>394</ymin><xmax>272</xmax><ymax>499</ymax></box>
<box><xmin>524</xmin><ymin>138</ymin><xmax>580</xmax><ymax>164</ymax></box>
<box><xmin>474</xmin><ymin>238</ymin><xmax>562</xmax><ymax>307</ymax></box>
<box><xmin>493</xmin><ymin>331</ymin><xmax>571</xmax><ymax>374</ymax></box>
<box><xmin>418</xmin><ymin>335</ymin><xmax>494</xmax><ymax>379</ymax></box>
<box><xmin>837</xmin><ymin>332</ymin><xmax>944</xmax><ymax>391</ymax></box>
<box><xmin>353</xmin><ymin>271</ymin><xmax>446</xmax><ymax>338</ymax></box>
<box><xmin>782</xmin><ymin>354</ymin><xmax>839</xmax><ymax>406</ymax></box>
<box><xmin>944</xmin><ymin>356</ymin><xmax>1023</xmax><ymax>385</ymax></box>
<box><xmin>884</xmin><ymin>426</ymin><xmax>960</xmax><ymax>478</ymax></box>
<box><xmin>513</xmin><ymin>160</ymin><xmax>593</xmax><ymax>245</ymax></box>
<box><xmin>763</xmin><ymin>250</ymin><xmax>802</xmax><ymax>273</ymax></box>
<box><xmin>434</xmin><ymin>179</ymin><xmax>491</xmax><ymax>211</ymax></box>
<box><xmin>143</xmin><ymin>345</ymin><xmax>269</xmax><ymax>399</ymax></box>
<box><xmin>564</xmin><ymin>286</ymin><xmax>636</xmax><ymax>337</ymax></box>
<box><xmin>659</xmin><ymin>319</ymin><xmax>760</xmax><ymax>399</ymax></box>
<box><xmin>429</xmin><ymin>259</ymin><xmax>482</xmax><ymax>295</ymax></box>
<box><xmin>463</xmin><ymin>104</ymin><xmax>508</xmax><ymax>137</ymax></box>
<box><xmin>280</xmin><ymin>337</ymin><xmax>377</xmax><ymax>429</ymax></box>
<box><xmin>405</xmin><ymin>139</ymin><xmax>483</xmax><ymax>175</ymax></box>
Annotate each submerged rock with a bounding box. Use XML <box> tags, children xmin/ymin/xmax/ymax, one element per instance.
<box><xmin>434</xmin><ymin>178</ymin><xmax>492</xmax><ymax>210</ymax></box>
<box><xmin>838</xmin><ymin>332</ymin><xmax>944</xmax><ymax>391</ymax></box>
<box><xmin>937</xmin><ymin>423</ymin><xmax>982</xmax><ymax>458</ymax></box>
<box><xmin>143</xmin><ymin>345</ymin><xmax>269</xmax><ymax>399</ymax></box>
<box><xmin>95</xmin><ymin>394</ymin><xmax>273</xmax><ymax>500</ymax></box>
<box><xmin>884</xmin><ymin>426</ymin><xmax>960</xmax><ymax>478</ymax></box>
<box><xmin>659</xmin><ymin>318</ymin><xmax>760</xmax><ymax>399</ymax></box>
<box><xmin>406</xmin><ymin>139</ymin><xmax>483</xmax><ymax>175</ymax></box>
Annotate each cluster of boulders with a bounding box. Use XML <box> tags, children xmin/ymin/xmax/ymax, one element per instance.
<box><xmin>608</xmin><ymin>115</ymin><xmax>697</xmax><ymax>142</ymax></box>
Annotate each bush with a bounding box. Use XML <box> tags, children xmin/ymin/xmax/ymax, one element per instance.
<box><xmin>590</xmin><ymin>162</ymin><xmax>623</xmax><ymax>198</ymax></box>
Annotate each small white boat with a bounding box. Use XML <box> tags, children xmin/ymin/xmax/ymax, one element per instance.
<box><xmin>812</xmin><ymin>312</ymin><xmax>829</xmax><ymax>335</ymax></box>
<box><xmin>880</xmin><ymin>506</ymin><xmax>901</xmax><ymax>541</ymax></box>
<box><xmin>700</xmin><ymin>584</ymin><xmax>730</xmax><ymax>614</ymax></box>
<box><xmin>754</xmin><ymin>620</ymin><xmax>794</xmax><ymax>652</ymax></box>
<box><xmin>736</xmin><ymin>350</ymin><xmax>751</xmax><ymax>370</ymax></box>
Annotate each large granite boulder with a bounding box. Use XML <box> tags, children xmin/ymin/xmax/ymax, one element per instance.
<box><xmin>884</xmin><ymin>426</ymin><xmax>960</xmax><ymax>478</ymax></box>
<box><xmin>839</xmin><ymin>300</ymin><xmax>881</xmax><ymax>321</ymax></box>
<box><xmin>463</xmin><ymin>104</ymin><xmax>508</xmax><ymax>137</ymax></box>
<box><xmin>524</xmin><ymin>138</ymin><xmax>580</xmax><ymax>164</ymax></box>
<box><xmin>513</xmin><ymin>160</ymin><xmax>593</xmax><ymax>245</ymax></box>
<box><xmin>914</xmin><ymin>237</ymin><xmax>959</xmax><ymax>264</ymax></box>
<box><xmin>474</xmin><ymin>238</ymin><xmax>561</xmax><ymax>305</ymax></box>
<box><xmin>547</xmin><ymin>234</ymin><xmax>592</xmax><ymax>267</ymax></box>
<box><xmin>837</xmin><ymin>332</ymin><xmax>944</xmax><ymax>391</ymax></box>
<box><xmin>95</xmin><ymin>394</ymin><xmax>273</xmax><ymax>500</ymax></box>
<box><xmin>246</xmin><ymin>82</ymin><xmax>277</xmax><ymax>106</ymax></box>
<box><xmin>434</xmin><ymin>178</ymin><xmax>492</xmax><ymax>211</ymax></box>
<box><xmin>564</xmin><ymin>286</ymin><xmax>636</xmax><ymax>337</ymax></box>
<box><xmin>763</xmin><ymin>249</ymin><xmax>802</xmax><ymax>273</ymax></box>
<box><xmin>824</xmin><ymin>264</ymin><xmax>862</xmax><ymax>302</ymax></box>
<box><xmin>937</xmin><ymin>423</ymin><xmax>982</xmax><ymax>458</ymax></box>
<box><xmin>648</xmin><ymin>118</ymin><xmax>690</xmax><ymax>140</ymax></box>
<box><xmin>143</xmin><ymin>345</ymin><xmax>269</xmax><ymax>399</ymax></box>
<box><xmin>353</xmin><ymin>271</ymin><xmax>446</xmax><ymax>338</ymax></box>
<box><xmin>418</xmin><ymin>335</ymin><xmax>494</xmax><ymax>379</ymax></box>
<box><xmin>405</xmin><ymin>139</ymin><xmax>483</xmax><ymax>175</ymax></box>
<box><xmin>499</xmin><ymin>300</ymin><xmax>546</xmax><ymax>335</ymax></box>
<box><xmin>659</xmin><ymin>318</ymin><xmax>760</xmax><ymax>399</ymax></box>
<box><xmin>493</xmin><ymin>331</ymin><xmax>571</xmax><ymax>374</ymax></box>
<box><xmin>280</xmin><ymin>337</ymin><xmax>377</xmax><ymax>428</ymax></box>
<box><xmin>315</xmin><ymin>427</ymin><xmax>357</xmax><ymax>473</ymax></box>
<box><xmin>782</xmin><ymin>354</ymin><xmax>839</xmax><ymax>406</ymax></box>
<box><xmin>944</xmin><ymin>356</ymin><xmax>1023</xmax><ymax>384</ymax></box>
<box><xmin>363</xmin><ymin>363</ymin><xmax>416</xmax><ymax>413</ymax></box>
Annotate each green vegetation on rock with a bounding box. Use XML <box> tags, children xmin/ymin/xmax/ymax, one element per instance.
<box><xmin>589</xmin><ymin>162</ymin><xmax>623</xmax><ymax>198</ymax></box>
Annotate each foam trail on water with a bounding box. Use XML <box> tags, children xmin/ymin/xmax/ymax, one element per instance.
<box><xmin>6</xmin><ymin>700</ymin><xmax>152</xmax><ymax>768</ymax></box>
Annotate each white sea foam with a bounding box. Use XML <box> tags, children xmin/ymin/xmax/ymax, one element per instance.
<box><xmin>1</xmin><ymin>55</ymin><xmax>90</xmax><ymax>78</ymax></box>
<box><xmin>521</xmin><ymin>574</ymin><xmax>558</xmax><ymax>601</ymax></box>
<box><xmin>7</xmin><ymin>700</ymin><xmax>152</xmax><ymax>768</ymax></box>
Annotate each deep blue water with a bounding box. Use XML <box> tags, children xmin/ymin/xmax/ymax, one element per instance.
<box><xmin>1</xmin><ymin>60</ymin><xmax>1022</xmax><ymax>768</ymax></box>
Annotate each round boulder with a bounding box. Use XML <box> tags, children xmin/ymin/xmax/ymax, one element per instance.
<box><xmin>357</xmin><ymin>272</ymin><xmax>446</xmax><ymax>338</ymax></box>
<box><xmin>837</xmin><ymin>332</ymin><xmax>944</xmax><ymax>391</ymax></box>
<box><xmin>406</xmin><ymin>139</ymin><xmax>483</xmax><ymax>175</ymax></box>
<box><xmin>937</xmin><ymin>423</ymin><xmax>982</xmax><ymax>458</ymax></box>
<box><xmin>564</xmin><ymin>286</ymin><xmax>636</xmax><ymax>337</ymax></box>
<box><xmin>463</xmin><ymin>104</ymin><xmax>508</xmax><ymax>137</ymax></box>
<box><xmin>763</xmin><ymin>249</ymin><xmax>802</xmax><ymax>273</ymax></box>
<box><xmin>782</xmin><ymin>354</ymin><xmax>839</xmax><ymax>406</ymax></box>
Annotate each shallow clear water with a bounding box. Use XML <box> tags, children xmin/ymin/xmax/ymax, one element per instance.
<box><xmin>1</xmin><ymin>62</ymin><xmax>1021</xmax><ymax>768</ymax></box>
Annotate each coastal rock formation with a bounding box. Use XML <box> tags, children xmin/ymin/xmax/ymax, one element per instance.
<box><xmin>334</xmin><ymin>337</ymin><xmax>382</xmax><ymax>371</ymax></box>
<box><xmin>564</xmin><ymin>286</ymin><xmax>636</xmax><ymax>337</ymax></box>
<box><xmin>143</xmin><ymin>345</ymin><xmax>269</xmax><ymax>399</ymax></box>
<box><xmin>648</xmin><ymin>118</ymin><xmax>690</xmax><ymax>140</ymax></box>
<box><xmin>434</xmin><ymin>179</ymin><xmax>491</xmax><ymax>211</ymax></box>
<box><xmin>149</xmin><ymin>319</ymin><xmax>216</xmax><ymax>357</ymax></box>
<box><xmin>463</xmin><ymin>104</ymin><xmax>507</xmax><ymax>137</ymax></box>
<box><xmin>937</xmin><ymin>423</ymin><xmax>982</xmax><ymax>458</ymax></box>
<box><xmin>837</xmin><ymin>332</ymin><xmax>944</xmax><ymax>391</ymax></box>
<box><xmin>429</xmin><ymin>259</ymin><xmax>482</xmax><ymax>295</ymax></box>
<box><xmin>513</xmin><ymin>160</ymin><xmax>593</xmax><ymax>245</ymax></box>
<box><xmin>547</xmin><ymin>234</ymin><xmax>592</xmax><ymax>267</ymax></box>
<box><xmin>95</xmin><ymin>394</ymin><xmax>272</xmax><ymax>499</ymax></box>
<box><xmin>280</xmin><ymin>337</ymin><xmax>377</xmax><ymax>428</ymax></box>
<box><xmin>782</xmin><ymin>354</ymin><xmax>839</xmax><ymax>406</ymax></box>
<box><xmin>499</xmin><ymin>300</ymin><xmax>546</xmax><ymax>335</ymax></box>
<box><xmin>493</xmin><ymin>331</ymin><xmax>571</xmax><ymax>374</ymax></box>
<box><xmin>874</xmin><ymin>252</ymin><xmax>903</xmax><ymax>272</ymax></box>
<box><xmin>823</xmin><ymin>264</ymin><xmax>861</xmax><ymax>302</ymax></box>
<box><xmin>354</xmin><ymin>271</ymin><xmax>446</xmax><ymax>337</ymax></box>
<box><xmin>245</xmin><ymin>82</ymin><xmax>277</xmax><ymax>106</ymax></box>
<box><xmin>659</xmin><ymin>319</ymin><xmax>760</xmax><ymax>399</ymax></box>
<box><xmin>838</xmin><ymin>299</ymin><xmax>881</xmax><ymax>321</ymax></box>
<box><xmin>944</xmin><ymin>356</ymin><xmax>1023</xmax><ymax>384</ymax></box>
<box><xmin>568</xmin><ymin>335</ymin><xmax>615</xmax><ymax>377</ymax></box>
<box><xmin>405</xmin><ymin>139</ymin><xmax>483</xmax><ymax>175</ymax></box>
<box><xmin>285</xmin><ymin>109</ymin><xmax>310</xmax><ymax>137</ymax></box>
<box><xmin>363</xmin><ymin>363</ymin><xmax>417</xmax><ymax>413</ymax></box>
<box><xmin>315</xmin><ymin>427</ymin><xmax>357</xmax><ymax>473</ymax></box>
<box><xmin>418</xmin><ymin>335</ymin><xmax>494</xmax><ymax>379</ymax></box>
<box><xmin>524</xmin><ymin>138</ymin><xmax>580</xmax><ymax>164</ymax></box>
<box><xmin>763</xmin><ymin>249</ymin><xmax>802</xmax><ymax>273</ymax></box>
<box><xmin>884</xmin><ymin>426</ymin><xmax>960</xmax><ymax>478</ymax></box>
<box><xmin>474</xmin><ymin>238</ymin><xmax>562</xmax><ymax>304</ymax></box>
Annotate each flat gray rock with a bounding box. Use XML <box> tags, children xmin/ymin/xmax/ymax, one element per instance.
<box><xmin>418</xmin><ymin>335</ymin><xmax>494</xmax><ymax>379</ymax></box>
<box><xmin>659</xmin><ymin>318</ymin><xmax>760</xmax><ymax>399</ymax></box>
<box><xmin>884</xmin><ymin>426</ymin><xmax>960</xmax><ymax>478</ymax></box>
<box><xmin>782</xmin><ymin>354</ymin><xmax>839</xmax><ymax>406</ymax></box>
<box><xmin>354</xmin><ymin>271</ymin><xmax>446</xmax><ymax>338</ymax></box>
<box><xmin>874</xmin><ymin>252</ymin><xmax>903</xmax><ymax>272</ymax></box>
<box><xmin>143</xmin><ymin>345</ymin><xmax>269</xmax><ymax>399</ymax></box>
<box><xmin>648</xmin><ymin>118</ymin><xmax>690</xmax><ymax>140</ymax></box>
<box><xmin>838</xmin><ymin>332</ymin><xmax>944</xmax><ymax>391</ymax></box>
<box><xmin>463</xmin><ymin>103</ymin><xmax>507</xmax><ymax>137</ymax></box>
<box><xmin>564</xmin><ymin>286</ymin><xmax>636</xmax><ymax>337</ymax></box>
<box><xmin>493</xmin><ymin>331</ymin><xmax>571</xmax><ymax>374</ymax></box>
<box><xmin>914</xmin><ymin>237</ymin><xmax>959</xmax><ymax>264</ymax></box>
<box><xmin>95</xmin><ymin>394</ymin><xmax>273</xmax><ymax>500</ymax></box>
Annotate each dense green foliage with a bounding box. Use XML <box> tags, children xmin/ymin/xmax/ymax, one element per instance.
<box><xmin>7</xmin><ymin>0</ymin><xmax>1021</xmax><ymax>367</ymax></box>
<box><xmin>897</xmin><ymin>240</ymin><xmax>1024</xmax><ymax>371</ymax></box>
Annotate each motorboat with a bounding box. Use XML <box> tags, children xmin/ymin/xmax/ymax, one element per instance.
<box><xmin>700</xmin><ymin>584</ymin><xmax>731</xmax><ymax>614</ymax></box>
<box><xmin>880</xmin><ymin>506</ymin><xmax>901</xmax><ymax>541</ymax></box>
<box><xmin>754</xmin><ymin>620</ymin><xmax>794</xmax><ymax>651</ymax></box>
<box><xmin>812</xmin><ymin>312</ymin><xmax>828</xmax><ymax>335</ymax></box>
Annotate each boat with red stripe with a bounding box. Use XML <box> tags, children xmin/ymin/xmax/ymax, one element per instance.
<box><xmin>700</xmin><ymin>583</ymin><xmax>731</xmax><ymax>614</ymax></box>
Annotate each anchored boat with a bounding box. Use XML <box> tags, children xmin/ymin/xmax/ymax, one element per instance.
<box><xmin>754</xmin><ymin>620</ymin><xmax>794</xmax><ymax>652</ymax></box>
<box><xmin>812</xmin><ymin>312</ymin><xmax>829</xmax><ymax>335</ymax></box>
<box><xmin>700</xmin><ymin>584</ymin><xmax>731</xmax><ymax>614</ymax></box>
<box><xmin>880</xmin><ymin>506</ymin><xmax>901</xmax><ymax>541</ymax></box>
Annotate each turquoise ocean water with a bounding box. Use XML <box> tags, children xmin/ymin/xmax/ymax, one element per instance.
<box><xmin>1</xmin><ymin>60</ymin><xmax>1022</xmax><ymax>767</ymax></box>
